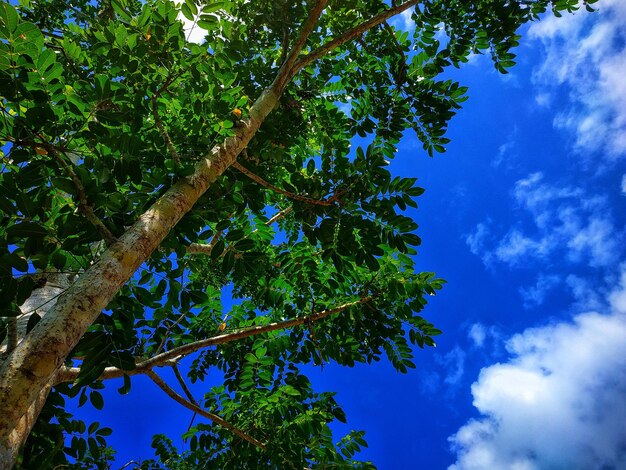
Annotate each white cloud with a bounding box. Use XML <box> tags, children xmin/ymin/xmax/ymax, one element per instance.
<box><xmin>621</xmin><ymin>174</ymin><xmax>626</xmax><ymax>194</ymax></box>
<box><xmin>529</xmin><ymin>0</ymin><xmax>626</xmax><ymax>161</ymax></box>
<box><xmin>469</xmin><ymin>173</ymin><xmax>621</xmax><ymax>270</ymax></box>
<box><xmin>492</xmin><ymin>128</ymin><xmax>519</xmax><ymax>168</ymax></box>
<box><xmin>174</xmin><ymin>1</ymin><xmax>207</xmax><ymax>44</ymax></box>
<box><xmin>437</xmin><ymin>346</ymin><xmax>467</xmax><ymax>386</ymax></box>
<box><xmin>449</xmin><ymin>268</ymin><xmax>626</xmax><ymax>470</ymax></box>
<box><xmin>388</xmin><ymin>7</ymin><xmax>416</xmax><ymax>33</ymax></box>
<box><xmin>468</xmin><ymin>324</ymin><xmax>487</xmax><ymax>348</ymax></box>
<box><xmin>465</xmin><ymin>222</ymin><xmax>493</xmax><ymax>263</ymax></box>
<box><xmin>519</xmin><ymin>274</ymin><xmax>560</xmax><ymax>308</ymax></box>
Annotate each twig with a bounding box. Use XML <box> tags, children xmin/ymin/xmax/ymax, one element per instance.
<box><xmin>186</xmin><ymin>228</ymin><xmax>224</xmax><ymax>256</ymax></box>
<box><xmin>154</xmin><ymin>311</ymin><xmax>188</xmax><ymax>356</ymax></box>
<box><xmin>187</xmin><ymin>207</ymin><xmax>292</xmax><ymax>256</ymax></box>
<box><xmin>232</xmin><ymin>159</ymin><xmax>340</xmax><ymax>207</ymax></box>
<box><xmin>118</xmin><ymin>461</ymin><xmax>140</xmax><ymax>470</ymax></box>
<box><xmin>172</xmin><ymin>363</ymin><xmax>198</xmax><ymax>405</ymax></box>
<box><xmin>293</xmin><ymin>0</ymin><xmax>420</xmax><ymax>74</ymax></box>
<box><xmin>145</xmin><ymin>369</ymin><xmax>266</xmax><ymax>449</ymax></box>
<box><xmin>44</xmin><ymin>144</ymin><xmax>117</xmax><ymax>246</ymax></box>
<box><xmin>172</xmin><ymin>363</ymin><xmax>199</xmax><ymax>438</ymax></box>
<box><xmin>152</xmin><ymin>95</ymin><xmax>181</xmax><ymax>165</ymax></box>
<box><xmin>265</xmin><ymin>206</ymin><xmax>294</xmax><ymax>226</ymax></box>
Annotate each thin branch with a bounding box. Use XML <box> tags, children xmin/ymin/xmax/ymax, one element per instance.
<box><xmin>232</xmin><ymin>159</ymin><xmax>339</xmax><ymax>207</ymax></box>
<box><xmin>270</xmin><ymin>0</ymin><xmax>329</xmax><ymax>93</ymax></box>
<box><xmin>278</xmin><ymin>28</ymin><xmax>290</xmax><ymax>66</ymax></box>
<box><xmin>145</xmin><ymin>369</ymin><xmax>266</xmax><ymax>450</ymax></box>
<box><xmin>142</xmin><ymin>296</ymin><xmax>374</xmax><ymax>367</ymax></box>
<box><xmin>172</xmin><ymin>362</ymin><xmax>199</xmax><ymax>440</ymax></box>
<box><xmin>152</xmin><ymin>95</ymin><xmax>181</xmax><ymax>165</ymax></box>
<box><xmin>118</xmin><ymin>461</ymin><xmax>141</xmax><ymax>470</ymax></box>
<box><xmin>55</xmin><ymin>296</ymin><xmax>375</xmax><ymax>384</ymax></box>
<box><xmin>172</xmin><ymin>362</ymin><xmax>198</xmax><ymax>405</ymax></box>
<box><xmin>186</xmin><ymin>228</ymin><xmax>224</xmax><ymax>256</ymax></box>
<box><xmin>265</xmin><ymin>206</ymin><xmax>294</xmax><ymax>226</ymax></box>
<box><xmin>44</xmin><ymin>144</ymin><xmax>118</xmax><ymax>246</ymax></box>
<box><xmin>154</xmin><ymin>311</ymin><xmax>188</xmax><ymax>356</ymax></box>
<box><xmin>293</xmin><ymin>0</ymin><xmax>420</xmax><ymax>74</ymax></box>
<box><xmin>187</xmin><ymin>207</ymin><xmax>292</xmax><ymax>256</ymax></box>
<box><xmin>54</xmin><ymin>357</ymin><xmax>179</xmax><ymax>384</ymax></box>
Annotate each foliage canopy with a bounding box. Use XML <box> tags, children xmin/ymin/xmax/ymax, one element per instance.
<box><xmin>0</xmin><ymin>0</ymin><xmax>596</xmax><ymax>467</ymax></box>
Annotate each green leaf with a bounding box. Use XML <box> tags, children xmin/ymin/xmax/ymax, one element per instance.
<box><xmin>90</xmin><ymin>391</ymin><xmax>104</xmax><ymax>410</ymax></box>
<box><xmin>0</xmin><ymin>3</ymin><xmax>18</xmax><ymax>38</ymax></box>
<box><xmin>26</xmin><ymin>312</ymin><xmax>41</xmax><ymax>333</ymax></box>
<box><xmin>88</xmin><ymin>421</ymin><xmax>100</xmax><ymax>435</ymax></box>
<box><xmin>197</xmin><ymin>14</ymin><xmax>218</xmax><ymax>30</ymax></box>
<box><xmin>210</xmin><ymin>239</ymin><xmax>225</xmax><ymax>258</ymax></box>
<box><xmin>181</xmin><ymin>3</ymin><xmax>194</xmax><ymax>21</ymax></box>
<box><xmin>202</xmin><ymin>2</ymin><xmax>226</xmax><ymax>14</ymax></box>
<box><xmin>234</xmin><ymin>238</ymin><xmax>255</xmax><ymax>251</ymax></box>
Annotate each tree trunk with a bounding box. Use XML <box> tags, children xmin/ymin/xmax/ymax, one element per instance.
<box><xmin>0</xmin><ymin>86</ymin><xmax>281</xmax><ymax>461</ymax></box>
<box><xmin>0</xmin><ymin>380</ymin><xmax>54</xmax><ymax>469</ymax></box>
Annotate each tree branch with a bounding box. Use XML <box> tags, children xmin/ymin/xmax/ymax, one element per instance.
<box><xmin>270</xmin><ymin>0</ymin><xmax>329</xmax><ymax>93</ymax></box>
<box><xmin>186</xmin><ymin>228</ymin><xmax>225</xmax><ymax>255</ymax></box>
<box><xmin>53</xmin><ymin>358</ymin><xmax>179</xmax><ymax>385</ymax></box>
<box><xmin>172</xmin><ymin>362</ymin><xmax>198</xmax><ymax>405</ymax></box>
<box><xmin>293</xmin><ymin>0</ymin><xmax>419</xmax><ymax>74</ymax></box>
<box><xmin>264</xmin><ymin>205</ymin><xmax>294</xmax><ymax>226</ymax></box>
<box><xmin>55</xmin><ymin>296</ymin><xmax>375</xmax><ymax>384</ymax></box>
<box><xmin>142</xmin><ymin>296</ymin><xmax>374</xmax><ymax>368</ymax></box>
<box><xmin>145</xmin><ymin>369</ymin><xmax>266</xmax><ymax>450</ymax></box>
<box><xmin>187</xmin><ymin>206</ymin><xmax>292</xmax><ymax>256</ymax></box>
<box><xmin>232</xmin><ymin>159</ymin><xmax>339</xmax><ymax>207</ymax></box>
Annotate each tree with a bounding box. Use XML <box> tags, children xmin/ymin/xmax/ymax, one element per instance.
<box><xmin>0</xmin><ymin>0</ymin><xmax>596</xmax><ymax>467</ymax></box>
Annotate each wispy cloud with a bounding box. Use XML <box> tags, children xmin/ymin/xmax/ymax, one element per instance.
<box><xmin>492</xmin><ymin>127</ymin><xmax>519</xmax><ymax>169</ymax></box>
<box><xmin>467</xmin><ymin>173</ymin><xmax>621</xmax><ymax>271</ymax></box>
<box><xmin>529</xmin><ymin>0</ymin><xmax>626</xmax><ymax>162</ymax></box>
<box><xmin>448</xmin><ymin>267</ymin><xmax>626</xmax><ymax>470</ymax></box>
<box><xmin>519</xmin><ymin>274</ymin><xmax>560</xmax><ymax>308</ymax></box>
<box><xmin>467</xmin><ymin>324</ymin><xmax>487</xmax><ymax>348</ymax></box>
<box><xmin>437</xmin><ymin>346</ymin><xmax>467</xmax><ymax>386</ymax></box>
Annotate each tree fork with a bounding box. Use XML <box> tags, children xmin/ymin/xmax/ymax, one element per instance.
<box><xmin>0</xmin><ymin>0</ymin><xmax>330</xmax><ymax>461</ymax></box>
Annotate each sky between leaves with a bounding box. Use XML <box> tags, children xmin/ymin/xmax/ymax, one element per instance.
<box><xmin>72</xmin><ymin>2</ymin><xmax>626</xmax><ymax>468</ymax></box>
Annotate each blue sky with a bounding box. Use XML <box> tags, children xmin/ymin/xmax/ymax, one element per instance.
<box><xmin>70</xmin><ymin>3</ymin><xmax>626</xmax><ymax>468</ymax></box>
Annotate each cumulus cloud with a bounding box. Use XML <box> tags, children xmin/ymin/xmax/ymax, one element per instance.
<box><xmin>528</xmin><ymin>0</ymin><xmax>626</xmax><ymax>161</ymax></box>
<box><xmin>468</xmin><ymin>172</ymin><xmax>621</xmax><ymax>271</ymax></box>
<box><xmin>448</xmin><ymin>268</ymin><xmax>626</xmax><ymax>470</ymax></box>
